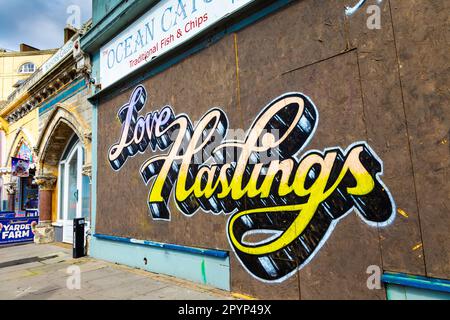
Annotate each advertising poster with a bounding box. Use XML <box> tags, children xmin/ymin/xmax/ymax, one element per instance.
<box><xmin>11</xmin><ymin>157</ymin><xmax>30</xmax><ymax>178</ymax></box>
<box><xmin>0</xmin><ymin>217</ymin><xmax>38</xmax><ymax>245</ymax></box>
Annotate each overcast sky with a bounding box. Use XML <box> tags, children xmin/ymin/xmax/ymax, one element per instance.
<box><xmin>0</xmin><ymin>0</ymin><xmax>92</xmax><ymax>51</ymax></box>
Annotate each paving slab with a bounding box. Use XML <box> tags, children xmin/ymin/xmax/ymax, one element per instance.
<box><xmin>0</xmin><ymin>243</ymin><xmax>235</xmax><ymax>300</ymax></box>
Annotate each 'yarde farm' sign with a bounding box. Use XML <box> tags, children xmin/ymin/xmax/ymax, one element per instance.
<box><xmin>108</xmin><ymin>85</ymin><xmax>396</xmax><ymax>282</ymax></box>
<box><xmin>100</xmin><ymin>0</ymin><xmax>256</xmax><ymax>89</ymax></box>
<box><xmin>0</xmin><ymin>217</ymin><xmax>38</xmax><ymax>245</ymax></box>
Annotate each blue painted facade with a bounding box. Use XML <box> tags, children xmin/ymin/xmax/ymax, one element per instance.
<box><xmin>383</xmin><ymin>272</ymin><xmax>450</xmax><ymax>300</ymax></box>
<box><xmin>91</xmin><ymin>236</ymin><xmax>230</xmax><ymax>290</ymax></box>
<box><xmin>386</xmin><ymin>284</ymin><xmax>450</xmax><ymax>300</ymax></box>
<box><xmin>39</xmin><ymin>78</ymin><xmax>86</xmax><ymax>115</ymax></box>
<box><xmin>92</xmin><ymin>0</ymin><xmax>123</xmax><ymax>24</ymax></box>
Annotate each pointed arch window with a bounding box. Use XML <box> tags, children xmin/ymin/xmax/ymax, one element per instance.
<box><xmin>17</xmin><ymin>141</ymin><xmax>33</xmax><ymax>162</ymax></box>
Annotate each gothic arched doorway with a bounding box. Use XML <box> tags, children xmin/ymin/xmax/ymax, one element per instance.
<box><xmin>35</xmin><ymin>106</ymin><xmax>92</xmax><ymax>244</ymax></box>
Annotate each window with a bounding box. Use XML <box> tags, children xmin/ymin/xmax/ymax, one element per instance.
<box><xmin>58</xmin><ymin>135</ymin><xmax>79</xmax><ymax>221</ymax></box>
<box><xmin>17</xmin><ymin>142</ymin><xmax>33</xmax><ymax>162</ymax></box>
<box><xmin>20</xmin><ymin>173</ymin><xmax>38</xmax><ymax>210</ymax></box>
<box><xmin>18</xmin><ymin>62</ymin><xmax>35</xmax><ymax>74</ymax></box>
<box><xmin>58</xmin><ymin>134</ymin><xmax>91</xmax><ymax>222</ymax></box>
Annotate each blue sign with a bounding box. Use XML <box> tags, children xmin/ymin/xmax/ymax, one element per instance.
<box><xmin>0</xmin><ymin>217</ymin><xmax>38</xmax><ymax>245</ymax></box>
<box><xmin>0</xmin><ymin>211</ymin><xmax>15</xmax><ymax>219</ymax></box>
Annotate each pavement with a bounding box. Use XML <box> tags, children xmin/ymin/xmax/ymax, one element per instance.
<box><xmin>0</xmin><ymin>242</ymin><xmax>236</xmax><ymax>300</ymax></box>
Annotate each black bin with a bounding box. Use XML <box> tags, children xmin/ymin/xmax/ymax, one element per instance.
<box><xmin>73</xmin><ymin>218</ymin><xmax>86</xmax><ymax>258</ymax></box>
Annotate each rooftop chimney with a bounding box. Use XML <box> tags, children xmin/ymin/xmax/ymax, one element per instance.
<box><xmin>20</xmin><ymin>44</ymin><xmax>39</xmax><ymax>52</ymax></box>
<box><xmin>64</xmin><ymin>26</ymin><xmax>77</xmax><ymax>43</ymax></box>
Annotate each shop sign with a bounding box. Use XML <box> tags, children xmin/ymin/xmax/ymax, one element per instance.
<box><xmin>41</xmin><ymin>39</ymin><xmax>75</xmax><ymax>75</ymax></box>
<box><xmin>100</xmin><ymin>0</ymin><xmax>256</xmax><ymax>89</ymax></box>
<box><xmin>0</xmin><ymin>217</ymin><xmax>38</xmax><ymax>245</ymax></box>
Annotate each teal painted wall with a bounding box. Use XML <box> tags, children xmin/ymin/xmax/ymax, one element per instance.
<box><xmin>39</xmin><ymin>78</ymin><xmax>87</xmax><ymax>115</ymax></box>
<box><xmin>90</xmin><ymin>237</ymin><xmax>231</xmax><ymax>291</ymax></box>
<box><xmin>84</xmin><ymin>0</ymin><xmax>158</xmax><ymax>54</ymax></box>
<box><xmin>386</xmin><ymin>284</ymin><xmax>450</xmax><ymax>300</ymax></box>
<box><xmin>90</xmin><ymin>50</ymin><xmax>99</xmax><ymax>234</ymax></box>
<box><xmin>92</xmin><ymin>0</ymin><xmax>122</xmax><ymax>25</ymax></box>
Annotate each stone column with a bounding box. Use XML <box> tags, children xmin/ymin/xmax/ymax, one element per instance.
<box><xmin>82</xmin><ymin>164</ymin><xmax>92</xmax><ymax>184</ymax></box>
<box><xmin>5</xmin><ymin>182</ymin><xmax>17</xmax><ymax>211</ymax></box>
<box><xmin>33</xmin><ymin>174</ymin><xmax>57</xmax><ymax>244</ymax></box>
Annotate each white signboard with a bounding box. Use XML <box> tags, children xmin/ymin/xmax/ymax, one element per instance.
<box><xmin>42</xmin><ymin>39</ymin><xmax>75</xmax><ymax>75</ymax></box>
<box><xmin>100</xmin><ymin>0</ymin><xmax>255</xmax><ymax>89</ymax></box>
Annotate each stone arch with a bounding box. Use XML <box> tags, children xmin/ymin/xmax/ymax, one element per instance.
<box><xmin>35</xmin><ymin>105</ymin><xmax>91</xmax><ymax>175</ymax></box>
<box><xmin>5</xmin><ymin>127</ymin><xmax>36</xmax><ymax>167</ymax></box>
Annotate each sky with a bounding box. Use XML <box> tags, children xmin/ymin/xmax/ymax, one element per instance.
<box><xmin>0</xmin><ymin>0</ymin><xmax>92</xmax><ymax>51</ymax></box>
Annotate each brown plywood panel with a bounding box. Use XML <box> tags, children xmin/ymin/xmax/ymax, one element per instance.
<box><xmin>236</xmin><ymin>0</ymin><xmax>391</xmax><ymax>292</ymax></box>
<box><xmin>96</xmin><ymin>68</ymin><xmax>176</xmax><ymax>244</ymax></box>
<box><xmin>299</xmin><ymin>216</ymin><xmax>385</xmax><ymax>300</ymax></box>
<box><xmin>165</xmin><ymin>34</ymin><xmax>241</xmax><ymax>250</ymax></box>
<box><xmin>230</xmin><ymin>255</ymin><xmax>301</xmax><ymax>300</ymax></box>
<box><xmin>96</xmin><ymin>34</ymin><xmax>240</xmax><ymax>251</ymax></box>
<box><xmin>228</xmin><ymin>46</ymin><xmax>302</xmax><ymax>299</ymax></box>
<box><xmin>236</xmin><ymin>0</ymin><xmax>349</xmax><ymax>87</ymax></box>
<box><xmin>390</xmin><ymin>0</ymin><xmax>450</xmax><ymax>279</ymax></box>
<box><xmin>280</xmin><ymin>51</ymin><xmax>385</xmax><ymax>299</ymax></box>
<box><xmin>346</xmin><ymin>0</ymin><xmax>426</xmax><ymax>275</ymax></box>
<box><xmin>94</xmin><ymin>0</ymin><xmax>449</xmax><ymax>300</ymax></box>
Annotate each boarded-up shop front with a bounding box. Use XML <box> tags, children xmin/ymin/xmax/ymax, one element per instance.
<box><xmin>85</xmin><ymin>0</ymin><xmax>450</xmax><ymax>299</ymax></box>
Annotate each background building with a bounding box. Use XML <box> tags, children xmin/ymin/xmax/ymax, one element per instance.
<box><xmin>0</xmin><ymin>25</ymin><xmax>93</xmax><ymax>244</ymax></box>
<box><xmin>0</xmin><ymin>46</ymin><xmax>57</xmax><ymax>103</ymax></box>
<box><xmin>0</xmin><ymin>46</ymin><xmax>57</xmax><ymax>209</ymax></box>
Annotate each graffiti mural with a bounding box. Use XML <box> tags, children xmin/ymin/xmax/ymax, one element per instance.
<box><xmin>108</xmin><ymin>85</ymin><xmax>396</xmax><ymax>283</ymax></box>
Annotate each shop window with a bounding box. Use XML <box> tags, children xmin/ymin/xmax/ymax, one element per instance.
<box><xmin>81</xmin><ymin>174</ymin><xmax>90</xmax><ymax>219</ymax></box>
<box><xmin>57</xmin><ymin>134</ymin><xmax>91</xmax><ymax>222</ymax></box>
<box><xmin>67</xmin><ymin>151</ymin><xmax>78</xmax><ymax>221</ymax></box>
<box><xmin>20</xmin><ymin>171</ymin><xmax>38</xmax><ymax>210</ymax></box>
<box><xmin>58</xmin><ymin>163</ymin><xmax>65</xmax><ymax>220</ymax></box>
<box><xmin>61</xmin><ymin>135</ymin><xmax>79</xmax><ymax>160</ymax></box>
